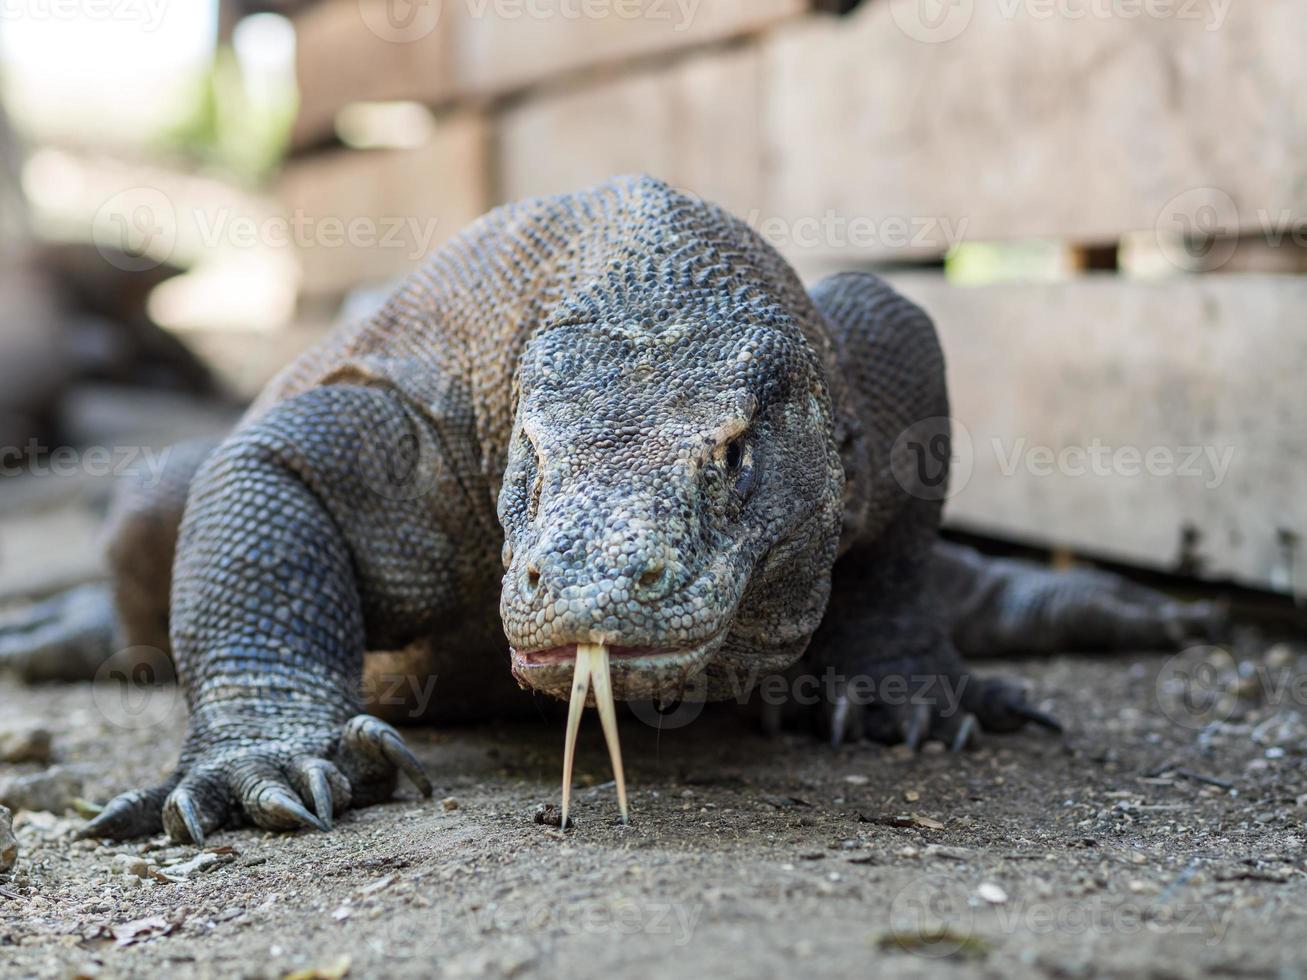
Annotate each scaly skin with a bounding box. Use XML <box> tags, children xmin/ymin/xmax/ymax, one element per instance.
<box><xmin>0</xmin><ymin>176</ymin><xmax>1224</xmax><ymax>842</ymax></box>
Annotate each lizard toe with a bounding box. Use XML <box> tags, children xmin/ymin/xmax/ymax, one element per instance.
<box><xmin>965</xmin><ymin>677</ymin><xmax>1064</xmax><ymax>735</ymax></box>
<box><xmin>903</xmin><ymin>702</ymin><xmax>933</xmax><ymax>752</ymax></box>
<box><xmin>335</xmin><ymin>714</ymin><xmax>433</xmax><ymax>805</ymax></box>
<box><xmin>858</xmin><ymin>700</ymin><xmax>909</xmax><ymax>745</ymax></box>
<box><xmin>856</xmin><ymin>681</ymin><xmax>954</xmax><ymax>750</ymax></box>
<box><xmin>229</xmin><ymin>758</ymin><xmax>330</xmax><ymax>834</ymax></box>
<box><xmin>76</xmin><ymin>782</ymin><xmax>174</xmax><ymax>840</ymax></box>
<box><xmin>824</xmin><ymin>691</ymin><xmax>866</xmax><ymax>748</ymax></box>
<box><xmin>162</xmin><ymin>776</ymin><xmax>230</xmax><ymax>845</ymax></box>
<box><xmin>290</xmin><ymin>757</ymin><xmax>352</xmax><ymax>829</ymax></box>
<box><xmin>936</xmin><ymin>710</ymin><xmax>981</xmax><ymax>753</ymax></box>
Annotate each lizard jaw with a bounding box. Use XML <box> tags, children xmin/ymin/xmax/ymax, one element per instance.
<box><xmin>509</xmin><ymin>635</ymin><xmax>722</xmax><ymax>702</ymax></box>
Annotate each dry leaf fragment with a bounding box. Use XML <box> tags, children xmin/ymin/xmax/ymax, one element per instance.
<box><xmin>112</xmin><ymin>915</ymin><xmax>175</xmax><ymax>947</ymax></box>
<box><xmin>284</xmin><ymin>955</ymin><xmax>352</xmax><ymax>980</ymax></box>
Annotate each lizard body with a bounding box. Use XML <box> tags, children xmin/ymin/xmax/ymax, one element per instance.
<box><xmin>0</xmin><ymin>176</ymin><xmax>1221</xmax><ymax>840</ymax></box>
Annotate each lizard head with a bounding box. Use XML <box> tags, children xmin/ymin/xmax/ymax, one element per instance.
<box><xmin>498</xmin><ymin>282</ymin><xmax>844</xmax><ymax>707</ymax></box>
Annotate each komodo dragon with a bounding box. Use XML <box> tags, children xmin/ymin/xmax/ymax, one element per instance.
<box><xmin>0</xmin><ymin>175</ymin><xmax>1222</xmax><ymax>837</ymax></box>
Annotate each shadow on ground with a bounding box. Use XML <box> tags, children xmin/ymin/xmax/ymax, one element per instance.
<box><xmin>1</xmin><ymin>642</ymin><xmax>1306</xmax><ymax>979</ymax></box>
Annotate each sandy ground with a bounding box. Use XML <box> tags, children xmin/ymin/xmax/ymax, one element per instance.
<box><xmin>1</xmin><ymin>637</ymin><xmax>1306</xmax><ymax>980</ymax></box>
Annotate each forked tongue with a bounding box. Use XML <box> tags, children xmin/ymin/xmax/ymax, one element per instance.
<box><xmin>561</xmin><ymin>643</ymin><xmax>629</xmax><ymax>828</ymax></box>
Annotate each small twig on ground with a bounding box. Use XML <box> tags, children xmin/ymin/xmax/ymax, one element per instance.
<box><xmin>1144</xmin><ymin>764</ymin><xmax>1237</xmax><ymax>792</ymax></box>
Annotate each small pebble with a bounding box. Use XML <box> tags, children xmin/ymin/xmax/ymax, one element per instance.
<box><xmin>0</xmin><ymin>725</ymin><xmax>53</xmax><ymax>765</ymax></box>
<box><xmin>0</xmin><ymin>805</ymin><xmax>17</xmax><ymax>873</ymax></box>
<box><xmin>111</xmin><ymin>854</ymin><xmax>151</xmax><ymax>879</ymax></box>
<box><xmin>158</xmin><ymin>852</ymin><xmax>223</xmax><ymax>880</ymax></box>
<box><xmin>1264</xmin><ymin>644</ymin><xmax>1295</xmax><ymax>669</ymax></box>
<box><xmin>441</xmin><ymin>797</ymin><xmax>459</xmax><ymax>812</ymax></box>
<box><xmin>0</xmin><ymin>767</ymin><xmax>83</xmax><ymax>815</ymax></box>
<box><xmin>534</xmin><ymin>803</ymin><xmax>566</xmax><ymax>828</ymax></box>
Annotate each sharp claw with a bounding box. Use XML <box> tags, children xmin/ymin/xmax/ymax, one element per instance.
<box><xmin>829</xmin><ymin>694</ymin><xmax>850</xmax><ymax>749</ymax></box>
<box><xmin>172</xmin><ymin>789</ymin><xmax>207</xmax><ymax>846</ymax></box>
<box><xmin>75</xmin><ymin>788</ymin><xmax>162</xmax><ymax>841</ymax></box>
<box><xmin>1010</xmin><ymin>702</ymin><xmax>1064</xmax><ymax>734</ymax></box>
<box><xmin>75</xmin><ymin>803</ymin><xmax>123</xmax><ymax>841</ymax></box>
<box><xmin>342</xmin><ymin>715</ymin><xmax>433</xmax><ymax>800</ymax></box>
<box><xmin>73</xmin><ymin>819</ymin><xmax>103</xmax><ymax>842</ymax></box>
<box><xmin>950</xmin><ymin>713</ymin><xmax>978</xmax><ymax>753</ymax></box>
<box><xmin>306</xmin><ymin>766</ymin><xmax>334</xmax><ymax>829</ymax></box>
<box><xmin>261</xmin><ymin>787</ymin><xmax>329</xmax><ymax>833</ymax></box>
<box><xmin>905</xmin><ymin>703</ymin><xmax>932</xmax><ymax>752</ymax></box>
<box><xmin>379</xmin><ymin>731</ymin><xmax>433</xmax><ymax>798</ymax></box>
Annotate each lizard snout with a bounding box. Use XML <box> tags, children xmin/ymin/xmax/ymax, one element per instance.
<box><xmin>499</xmin><ymin>507</ymin><xmax>726</xmax><ymax>669</ymax></box>
<box><xmin>518</xmin><ymin>527</ymin><xmax>674</xmax><ymax>605</ymax></box>
<box><xmin>511</xmin><ymin>520</ymin><xmax>682</xmax><ymax>635</ymax></box>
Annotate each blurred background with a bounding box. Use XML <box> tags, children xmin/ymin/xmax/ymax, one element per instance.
<box><xmin>0</xmin><ymin>0</ymin><xmax>1303</xmax><ymax>607</ymax></box>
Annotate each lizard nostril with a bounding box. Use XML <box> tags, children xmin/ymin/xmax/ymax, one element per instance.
<box><xmin>525</xmin><ymin>563</ymin><xmax>541</xmax><ymax>593</ymax></box>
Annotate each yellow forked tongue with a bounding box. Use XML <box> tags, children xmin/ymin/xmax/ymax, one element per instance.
<box><xmin>561</xmin><ymin>643</ymin><xmax>629</xmax><ymax>828</ymax></box>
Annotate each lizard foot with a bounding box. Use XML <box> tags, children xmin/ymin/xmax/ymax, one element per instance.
<box><xmin>826</xmin><ymin>670</ymin><xmax>1063</xmax><ymax>751</ymax></box>
<box><xmin>766</xmin><ymin>655</ymin><xmax>1063</xmax><ymax>752</ymax></box>
<box><xmin>78</xmin><ymin>714</ymin><xmax>433</xmax><ymax>844</ymax></box>
<box><xmin>0</xmin><ymin>585</ymin><xmax>117</xmax><ymax>683</ymax></box>
<box><xmin>1159</xmin><ymin>598</ymin><xmax>1229</xmax><ymax>647</ymax></box>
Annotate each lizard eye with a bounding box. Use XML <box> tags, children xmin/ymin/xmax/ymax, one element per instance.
<box><xmin>724</xmin><ymin>438</ymin><xmax>744</xmax><ymax>472</ymax></box>
<box><xmin>518</xmin><ymin>430</ymin><xmax>544</xmax><ymax>520</ymax></box>
<box><xmin>716</xmin><ymin>435</ymin><xmax>755</xmax><ymax>499</ymax></box>
<box><xmin>529</xmin><ymin>465</ymin><xmax>543</xmax><ymax>520</ymax></box>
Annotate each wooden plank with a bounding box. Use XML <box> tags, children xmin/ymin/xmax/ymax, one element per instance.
<box><xmin>457</xmin><ymin>0</ymin><xmax>803</xmax><ymax>97</ymax></box>
<box><xmin>291</xmin><ymin>0</ymin><xmax>456</xmax><ymax>150</ymax></box>
<box><xmin>879</xmin><ymin>272</ymin><xmax>1307</xmax><ymax>595</ymax></box>
<box><xmin>291</xmin><ymin>0</ymin><xmax>804</xmax><ymax>149</ymax></box>
<box><xmin>765</xmin><ymin>0</ymin><xmax>1307</xmax><ymax>269</ymax></box>
<box><xmin>498</xmin><ymin>44</ymin><xmax>763</xmax><ymax>219</ymax></box>
<box><xmin>277</xmin><ymin>113</ymin><xmax>491</xmax><ymax>297</ymax></box>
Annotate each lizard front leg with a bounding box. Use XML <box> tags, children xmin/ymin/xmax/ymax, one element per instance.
<box><xmin>81</xmin><ymin>384</ymin><xmax>489</xmax><ymax>843</ymax></box>
<box><xmin>789</xmin><ymin>503</ymin><xmax>1062</xmax><ymax>751</ymax></box>
<box><xmin>797</xmin><ymin>271</ymin><xmax>1060</xmax><ymax>749</ymax></box>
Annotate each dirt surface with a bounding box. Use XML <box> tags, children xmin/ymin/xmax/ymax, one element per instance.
<box><xmin>1</xmin><ymin>639</ymin><xmax>1306</xmax><ymax>980</ymax></box>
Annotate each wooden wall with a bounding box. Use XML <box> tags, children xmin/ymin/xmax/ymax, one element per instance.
<box><xmin>279</xmin><ymin>0</ymin><xmax>1307</xmax><ymax>595</ymax></box>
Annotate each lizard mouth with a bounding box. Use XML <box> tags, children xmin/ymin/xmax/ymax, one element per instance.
<box><xmin>509</xmin><ymin>633</ymin><xmax>722</xmax><ymax>702</ymax></box>
<box><xmin>513</xmin><ymin>642</ymin><xmax>706</xmax><ymax>668</ymax></box>
<box><xmin>509</xmin><ymin>634</ymin><xmax>725</xmax><ymax>828</ymax></box>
